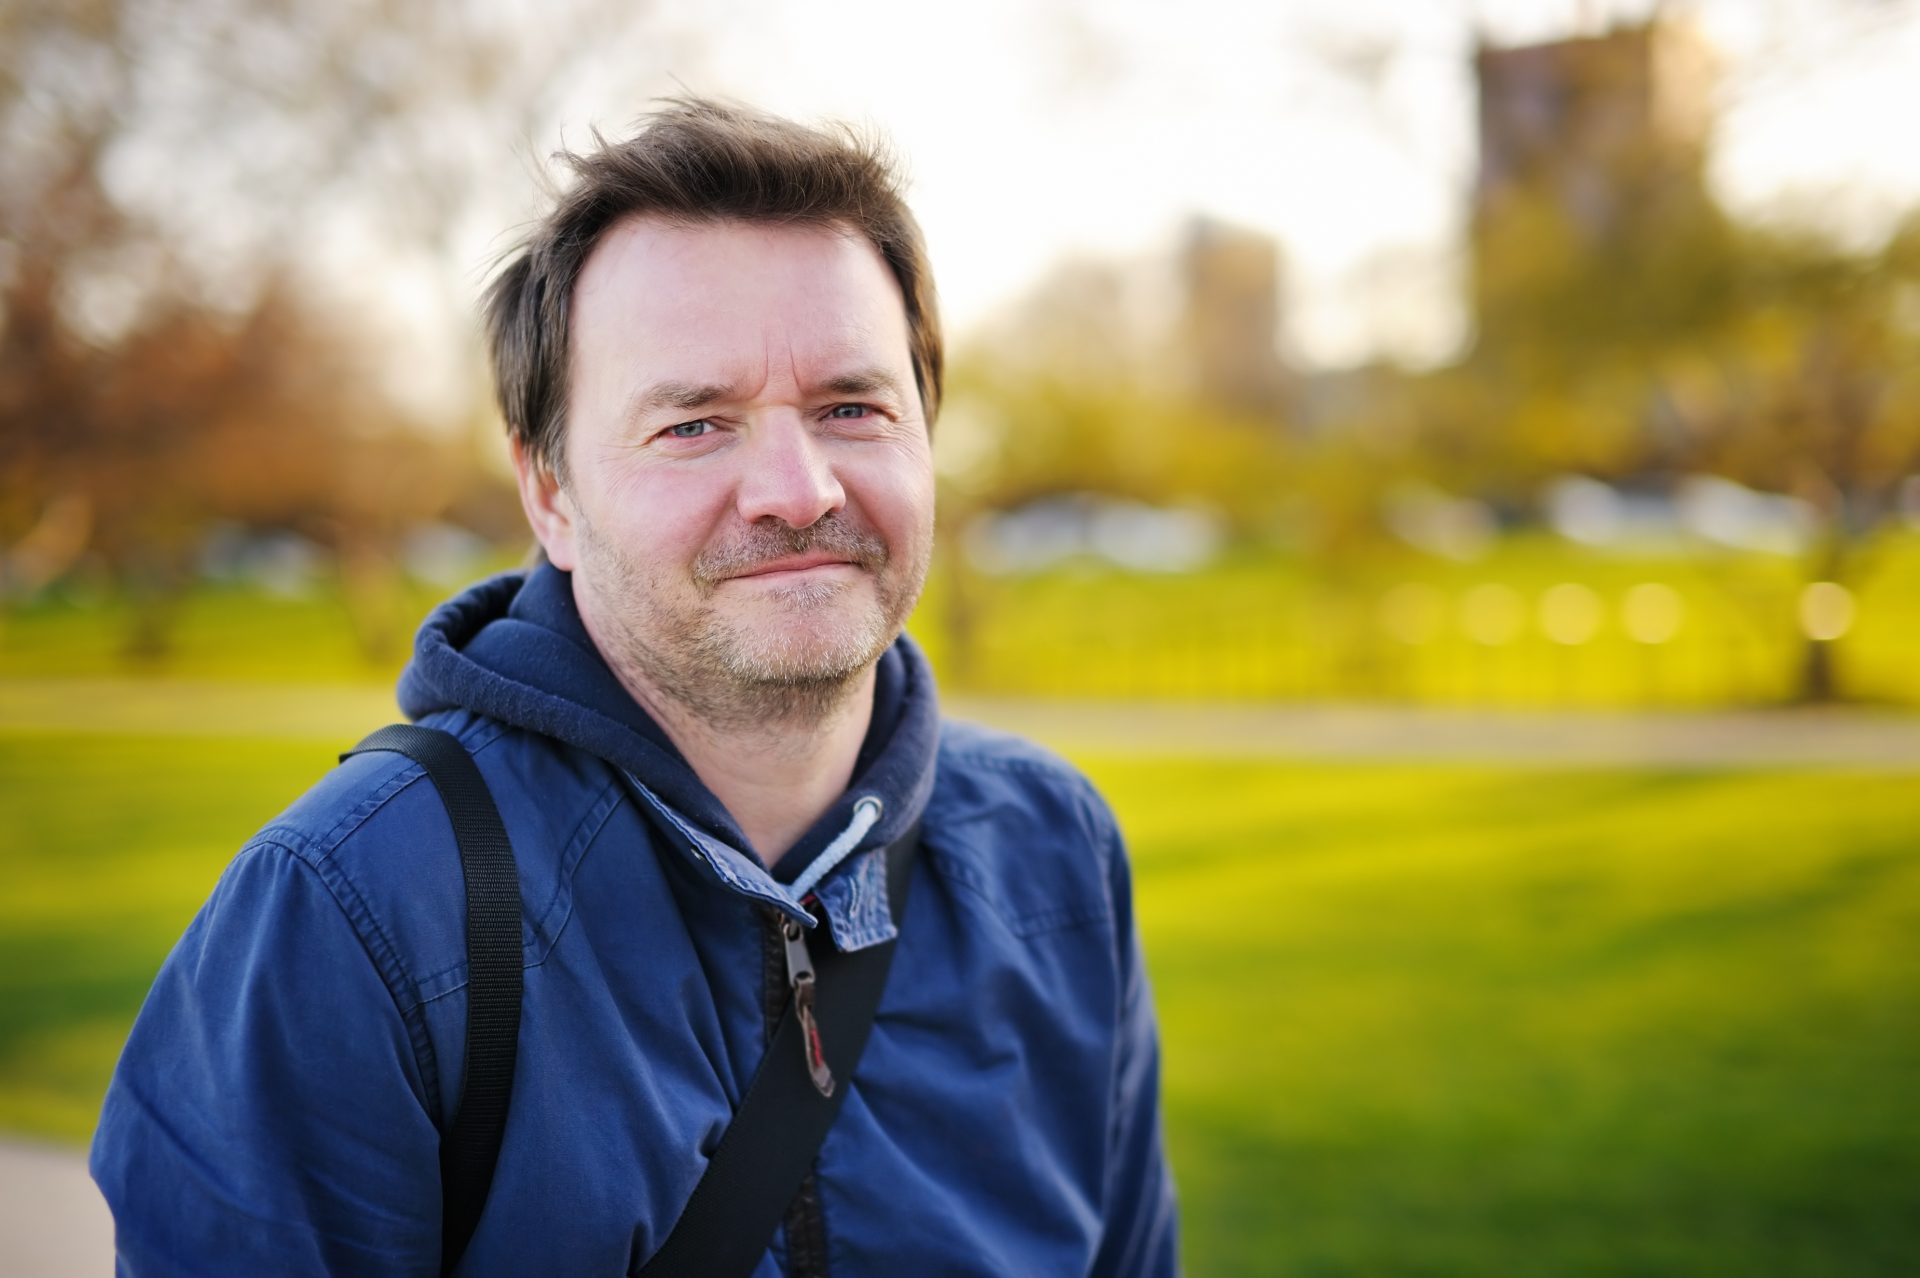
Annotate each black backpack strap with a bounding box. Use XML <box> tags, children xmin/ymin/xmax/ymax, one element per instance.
<box><xmin>343</xmin><ymin>724</ymin><xmax>524</xmax><ymax>1276</ymax></box>
<box><xmin>635</xmin><ymin>823</ymin><xmax>921</xmax><ymax>1278</ymax></box>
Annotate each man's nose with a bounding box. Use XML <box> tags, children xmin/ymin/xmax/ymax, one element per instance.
<box><xmin>735</xmin><ymin>414</ymin><xmax>846</xmax><ymax>528</ymax></box>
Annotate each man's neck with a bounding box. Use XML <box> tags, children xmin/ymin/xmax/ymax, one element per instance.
<box><xmin>636</xmin><ymin>666</ymin><xmax>875</xmax><ymax>868</ymax></box>
<box><xmin>567</xmin><ymin>577</ymin><xmax>879</xmax><ymax>867</ymax></box>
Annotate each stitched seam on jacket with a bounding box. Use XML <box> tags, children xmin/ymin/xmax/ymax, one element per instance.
<box><xmin>408</xmin><ymin>772</ymin><xmax>625</xmax><ymax>1001</ymax></box>
<box><xmin>928</xmin><ymin>747</ymin><xmax>1120</xmax><ymax>935</ymax></box>
<box><xmin>526</xmin><ymin>773</ymin><xmax>624</xmax><ymax>961</ymax></box>
<box><xmin>296</xmin><ymin>721</ymin><xmax>618</xmax><ymax>1007</ymax></box>
<box><xmin>935</xmin><ymin>749</ymin><xmax>1096</xmax><ymax>784</ymax></box>
<box><xmin>927</xmin><ymin>848</ymin><xmax>1111</xmax><ymax>938</ymax></box>
<box><xmin>308</xmin><ymin>717</ymin><xmax>511</xmax><ymax>858</ymax></box>
<box><xmin>241</xmin><ymin>838</ymin><xmax>445</xmax><ymax>1120</ymax></box>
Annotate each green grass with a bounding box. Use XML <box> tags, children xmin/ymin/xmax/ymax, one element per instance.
<box><xmin>0</xmin><ymin>734</ymin><xmax>334</xmax><ymax>1138</ymax></box>
<box><xmin>3</xmin><ymin>731</ymin><xmax>1917</xmax><ymax>1273</ymax></box>
<box><xmin>1086</xmin><ymin>759</ymin><xmax>1920</xmax><ymax>1275</ymax></box>
<box><xmin>0</xmin><ymin>578</ymin><xmax>462</xmax><ymax>685</ymax></box>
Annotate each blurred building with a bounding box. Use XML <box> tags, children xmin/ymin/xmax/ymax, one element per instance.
<box><xmin>968</xmin><ymin>215</ymin><xmax>1296</xmax><ymax>427</ymax></box>
<box><xmin>978</xmin><ymin>257</ymin><xmax>1144</xmax><ymax>383</ymax></box>
<box><xmin>1471</xmin><ymin>16</ymin><xmax>1718</xmax><ymax>317</ymax></box>
<box><xmin>1176</xmin><ymin>215</ymin><xmax>1291</xmax><ymax>420</ymax></box>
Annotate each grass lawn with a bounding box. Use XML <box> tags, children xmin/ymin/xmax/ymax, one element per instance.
<box><xmin>3</xmin><ymin>730</ymin><xmax>1916</xmax><ymax>1273</ymax></box>
<box><xmin>1086</xmin><ymin>758</ymin><xmax>1920</xmax><ymax>1276</ymax></box>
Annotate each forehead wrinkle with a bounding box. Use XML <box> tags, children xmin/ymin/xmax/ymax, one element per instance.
<box><xmin>613</xmin><ymin>314</ymin><xmax>910</xmax><ymax>424</ymax></box>
<box><xmin>788</xmin><ymin>319</ymin><xmax>909</xmax><ymax>399</ymax></box>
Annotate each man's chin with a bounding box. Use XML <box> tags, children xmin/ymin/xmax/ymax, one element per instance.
<box><xmin>707</xmin><ymin>600</ymin><xmax>897</xmax><ymax>684</ymax></box>
<box><xmin>719</xmin><ymin>631</ymin><xmax>890</xmax><ymax>686</ymax></box>
<box><xmin>737</xmin><ymin>573</ymin><xmax>860</xmax><ymax>612</ymax></box>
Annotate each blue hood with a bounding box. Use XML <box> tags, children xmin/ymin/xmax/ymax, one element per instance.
<box><xmin>395</xmin><ymin>562</ymin><xmax>939</xmax><ymax>886</ymax></box>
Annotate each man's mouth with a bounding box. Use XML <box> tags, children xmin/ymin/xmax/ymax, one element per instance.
<box><xmin>693</xmin><ymin>514</ymin><xmax>888</xmax><ymax>590</ymax></box>
<box><xmin>728</xmin><ymin>553</ymin><xmax>857</xmax><ymax>580</ymax></box>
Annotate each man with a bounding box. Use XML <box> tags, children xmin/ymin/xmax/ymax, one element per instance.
<box><xmin>91</xmin><ymin>98</ymin><xmax>1177</xmax><ymax>1276</ymax></box>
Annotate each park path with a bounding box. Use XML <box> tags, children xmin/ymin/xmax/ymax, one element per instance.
<box><xmin>5</xmin><ymin>677</ymin><xmax>1919</xmax><ymax>767</ymax></box>
<box><xmin>0</xmin><ymin>1139</ymin><xmax>112</xmax><ymax>1277</ymax></box>
<box><xmin>959</xmin><ymin>697</ymin><xmax>1920</xmax><ymax>767</ymax></box>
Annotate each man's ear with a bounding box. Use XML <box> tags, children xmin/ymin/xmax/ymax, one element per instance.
<box><xmin>511</xmin><ymin>438</ymin><xmax>580</xmax><ymax>571</ymax></box>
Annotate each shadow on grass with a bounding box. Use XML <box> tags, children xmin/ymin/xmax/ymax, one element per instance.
<box><xmin>1168</xmin><ymin>1100</ymin><xmax>1920</xmax><ymax>1277</ymax></box>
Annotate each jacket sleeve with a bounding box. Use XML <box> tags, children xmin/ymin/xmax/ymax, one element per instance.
<box><xmin>90</xmin><ymin>839</ymin><xmax>444</xmax><ymax>1277</ymax></box>
<box><xmin>1089</xmin><ymin>811</ymin><xmax>1181</xmax><ymax>1278</ymax></box>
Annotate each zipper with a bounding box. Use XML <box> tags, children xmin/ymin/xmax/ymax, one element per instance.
<box><xmin>781</xmin><ymin>910</ymin><xmax>835</xmax><ymax>1098</ymax></box>
<box><xmin>759</xmin><ymin>906</ymin><xmax>832</xmax><ymax>1276</ymax></box>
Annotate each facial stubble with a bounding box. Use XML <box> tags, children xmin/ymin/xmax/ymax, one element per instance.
<box><xmin>578</xmin><ymin>511</ymin><xmax>927</xmax><ymax>731</ymax></box>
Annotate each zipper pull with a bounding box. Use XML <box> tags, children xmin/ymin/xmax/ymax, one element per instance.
<box><xmin>781</xmin><ymin>917</ymin><xmax>835</xmax><ymax>1097</ymax></box>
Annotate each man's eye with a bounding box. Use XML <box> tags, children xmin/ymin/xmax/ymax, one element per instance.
<box><xmin>827</xmin><ymin>404</ymin><xmax>871</xmax><ymax>419</ymax></box>
<box><xmin>665</xmin><ymin>420</ymin><xmax>712</xmax><ymax>439</ymax></box>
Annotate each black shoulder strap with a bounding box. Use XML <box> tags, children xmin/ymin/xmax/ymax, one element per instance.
<box><xmin>343</xmin><ymin>724</ymin><xmax>524</xmax><ymax>1277</ymax></box>
<box><xmin>634</xmin><ymin>824</ymin><xmax>921</xmax><ymax>1278</ymax></box>
<box><xmin>345</xmin><ymin>722</ymin><xmax>919</xmax><ymax>1278</ymax></box>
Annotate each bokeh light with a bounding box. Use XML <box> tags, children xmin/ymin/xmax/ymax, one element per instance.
<box><xmin>1621</xmin><ymin>582</ymin><xmax>1685</xmax><ymax>645</ymax></box>
<box><xmin>1539</xmin><ymin>582</ymin><xmax>1604</xmax><ymax>645</ymax></box>
<box><xmin>1799</xmin><ymin>580</ymin><xmax>1857</xmax><ymax>642</ymax></box>
<box><xmin>1378</xmin><ymin>582</ymin><xmax>1446</xmax><ymax>645</ymax></box>
<box><xmin>1459</xmin><ymin>583</ymin><xmax>1527</xmax><ymax>646</ymax></box>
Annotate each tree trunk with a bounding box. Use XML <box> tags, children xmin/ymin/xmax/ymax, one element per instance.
<box><xmin>1797</xmin><ymin>636</ymin><xmax>1838</xmax><ymax>704</ymax></box>
<box><xmin>1793</xmin><ymin>527</ymin><xmax>1851</xmax><ymax>705</ymax></box>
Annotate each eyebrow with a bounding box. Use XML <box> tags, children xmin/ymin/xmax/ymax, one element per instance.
<box><xmin>630</xmin><ymin>380</ymin><xmax>738</xmax><ymax>417</ymax></box>
<box><xmin>817</xmin><ymin>368</ymin><xmax>908</xmax><ymax>402</ymax></box>
<box><xmin>627</xmin><ymin>369</ymin><xmax>909</xmax><ymax>420</ymax></box>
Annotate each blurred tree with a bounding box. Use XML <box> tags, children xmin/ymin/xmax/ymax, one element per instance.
<box><xmin>0</xmin><ymin>0</ymin><xmax>671</xmax><ymax>656</ymax></box>
<box><xmin>1429</xmin><ymin>15</ymin><xmax>1920</xmax><ymax>701</ymax></box>
<box><xmin>1658</xmin><ymin>219</ymin><xmax>1920</xmax><ymax>700</ymax></box>
<box><xmin>1434</xmin><ymin>203</ymin><xmax>1920</xmax><ymax>701</ymax></box>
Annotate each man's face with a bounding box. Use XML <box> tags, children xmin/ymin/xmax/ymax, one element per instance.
<box><xmin>515</xmin><ymin>216</ymin><xmax>935</xmax><ymax>724</ymax></box>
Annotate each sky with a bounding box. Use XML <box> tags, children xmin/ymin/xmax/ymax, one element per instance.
<box><xmin>360</xmin><ymin>0</ymin><xmax>1920</xmax><ymax>416</ymax></box>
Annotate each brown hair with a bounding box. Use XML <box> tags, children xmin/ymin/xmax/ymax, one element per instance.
<box><xmin>483</xmin><ymin>97</ymin><xmax>943</xmax><ymax>480</ymax></box>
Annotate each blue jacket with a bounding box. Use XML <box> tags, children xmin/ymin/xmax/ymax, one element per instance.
<box><xmin>91</xmin><ymin>566</ymin><xmax>1178</xmax><ymax>1275</ymax></box>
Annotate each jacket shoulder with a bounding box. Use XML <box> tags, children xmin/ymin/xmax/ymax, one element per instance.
<box><xmin>926</xmin><ymin>718</ymin><xmax>1125</xmax><ymax>937</ymax></box>
<box><xmin>253</xmin><ymin>711</ymin><xmax>630</xmax><ymax>1003</ymax></box>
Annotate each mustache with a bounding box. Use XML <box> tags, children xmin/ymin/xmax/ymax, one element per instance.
<box><xmin>692</xmin><ymin>514</ymin><xmax>888</xmax><ymax>588</ymax></box>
